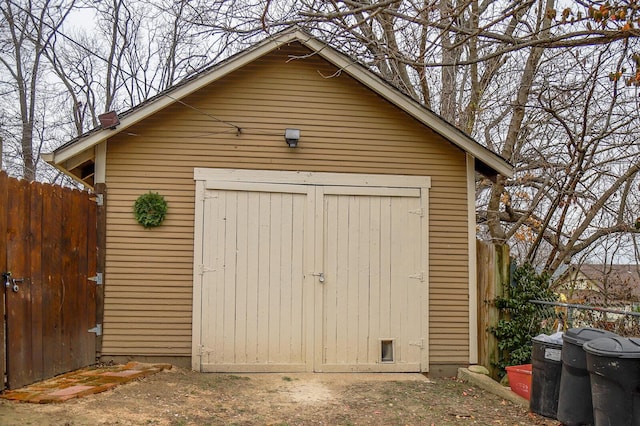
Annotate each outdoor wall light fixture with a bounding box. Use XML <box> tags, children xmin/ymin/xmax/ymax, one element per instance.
<box><xmin>284</xmin><ymin>128</ymin><xmax>300</xmax><ymax>148</ymax></box>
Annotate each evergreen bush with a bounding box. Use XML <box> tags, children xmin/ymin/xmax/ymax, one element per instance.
<box><xmin>492</xmin><ymin>263</ymin><xmax>557</xmax><ymax>375</ymax></box>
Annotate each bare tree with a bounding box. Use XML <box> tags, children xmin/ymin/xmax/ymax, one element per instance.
<box><xmin>40</xmin><ymin>0</ymin><xmax>238</xmax><ymax>141</ymax></box>
<box><xmin>195</xmin><ymin>0</ymin><xmax>640</xmax><ymax>273</ymax></box>
<box><xmin>2</xmin><ymin>0</ymin><xmax>640</xmax><ymax>272</ymax></box>
<box><xmin>0</xmin><ymin>0</ymin><xmax>75</xmax><ymax>180</ymax></box>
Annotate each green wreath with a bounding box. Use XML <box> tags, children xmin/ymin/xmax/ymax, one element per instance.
<box><xmin>133</xmin><ymin>192</ymin><xmax>168</xmax><ymax>228</ymax></box>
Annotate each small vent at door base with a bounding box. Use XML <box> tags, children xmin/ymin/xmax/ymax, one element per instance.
<box><xmin>381</xmin><ymin>339</ymin><xmax>394</xmax><ymax>363</ymax></box>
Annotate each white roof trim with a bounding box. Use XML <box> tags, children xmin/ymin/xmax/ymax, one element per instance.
<box><xmin>47</xmin><ymin>29</ymin><xmax>512</xmax><ymax>177</ymax></box>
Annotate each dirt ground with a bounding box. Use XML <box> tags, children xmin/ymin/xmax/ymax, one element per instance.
<box><xmin>0</xmin><ymin>367</ymin><xmax>559</xmax><ymax>425</ymax></box>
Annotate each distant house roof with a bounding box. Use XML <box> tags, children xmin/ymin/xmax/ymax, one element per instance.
<box><xmin>42</xmin><ymin>28</ymin><xmax>513</xmax><ymax>187</ymax></box>
<box><xmin>555</xmin><ymin>264</ymin><xmax>640</xmax><ymax>303</ymax></box>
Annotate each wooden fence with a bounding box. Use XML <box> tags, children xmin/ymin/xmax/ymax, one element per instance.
<box><xmin>0</xmin><ymin>171</ymin><xmax>98</xmax><ymax>390</ymax></box>
<box><xmin>477</xmin><ymin>240</ymin><xmax>511</xmax><ymax>380</ymax></box>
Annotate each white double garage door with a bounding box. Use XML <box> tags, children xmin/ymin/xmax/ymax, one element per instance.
<box><xmin>192</xmin><ymin>169</ymin><xmax>430</xmax><ymax>372</ymax></box>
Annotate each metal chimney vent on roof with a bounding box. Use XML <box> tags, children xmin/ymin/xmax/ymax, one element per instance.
<box><xmin>98</xmin><ymin>111</ymin><xmax>120</xmax><ymax>129</ymax></box>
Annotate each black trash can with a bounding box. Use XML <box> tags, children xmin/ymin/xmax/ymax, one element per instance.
<box><xmin>557</xmin><ymin>328</ymin><xmax>619</xmax><ymax>426</ymax></box>
<box><xmin>584</xmin><ymin>336</ymin><xmax>640</xmax><ymax>426</ymax></box>
<box><xmin>530</xmin><ymin>336</ymin><xmax>563</xmax><ymax>419</ymax></box>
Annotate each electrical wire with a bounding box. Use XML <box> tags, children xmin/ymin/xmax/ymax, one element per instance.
<box><xmin>6</xmin><ymin>0</ymin><xmax>242</xmax><ymax>133</ymax></box>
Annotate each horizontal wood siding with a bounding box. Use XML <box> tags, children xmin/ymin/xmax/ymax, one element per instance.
<box><xmin>104</xmin><ymin>42</ymin><xmax>469</xmax><ymax>363</ymax></box>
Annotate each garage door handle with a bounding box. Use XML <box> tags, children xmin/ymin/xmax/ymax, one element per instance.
<box><xmin>311</xmin><ymin>272</ymin><xmax>325</xmax><ymax>283</ymax></box>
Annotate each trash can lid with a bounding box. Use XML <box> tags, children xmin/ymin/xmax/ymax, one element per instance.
<box><xmin>532</xmin><ymin>332</ymin><xmax>564</xmax><ymax>345</ymax></box>
<box><xmin>583</xmin><ymin>336</ymin><xmax>640</xmax><ymax>358</ymax></box>
<box><xmin>563</xmin><ymin>327</ymin><xmax>619</xmax><ymax>346</ymax></box>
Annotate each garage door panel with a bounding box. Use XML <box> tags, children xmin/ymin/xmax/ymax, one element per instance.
<box><xmin>200</xmin><ymin>189</ymin><xmax>308</xmax><ymax>370</ymax></box>
<box><xmin>379</xmin><ymin>197</ymin><xmax>392</xmax><ymax>341</ymax></box>
<box><xmin>244</xmin><ymin>192</ymin><xmax>260</xmax><ymax>363</ymax></box>
<box><xmin>201</xmin><ymin>363</ymin><xmax>308</xmax><ymax>373</ymax></box>
<box><xmin>356</xmin><ymin>196</ymin><xmax>371</xmax><ymax>365</ymax></box>
<box><xmin>193</xmin><ymin>170</ymin><xmax>429</xmax><ymax>373</ymax></box>
<box><xmin>267</xmin><ymin>193</ymin><xmax>282</xmax><ymax>363</ymax></box>
<box><xmin>200</xmin><ymin>189</ymin><xmax>224</xmax><ymax>365</ymax></box>
<box><xmin>256</xmin><ymin>192</ymin><xmax>271</xmax><ymax>363</ymax></box>
<box><xmin>321</xmin><ymin>193</ymin><xmax>424</xmax><ymax>370</ymax></box>
<box><xmin>321</xmin><ymin>194</ymin><xmax>337</xmax><ymax>365</ymax></box>
<box><xmin>234</xmin><ymin>191</ymin><xmax>249</xmax><ymax>363</ymax></box>
<box><xmin>391</xmin><ymin>196</ymin><xmax>412</xmax><ymax>359</ymax></box>
<box><xmin>319</xmin><ymin>363</ymin><xmax>421</xmax><ymax>373</ymax></box>
<box><xmin>367</xmin><ymin>196</ymin><xmax>382</xmax><ymax>364</ymax></box>
<box><xmin>224</xmin><ymin>191</ymin><xmax>239</xmax><ymax>364</ymax></box>
<box><xmin>398</xmin><ymin>198</ymin><xmax>426</xmax><ymax>369</ymax></box>
<box><xmin>208</xmin><ymin>190</ymin><xmax>239</xmax><ymax>365</ymax></box>
<box><xmin>291</xmin><ymin>194</ymin><xmax>306</xmax><ymax>363</ymax></box>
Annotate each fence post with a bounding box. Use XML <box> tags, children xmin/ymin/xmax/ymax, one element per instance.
<box><xmin>477</xmin><ymin>240</ymin><xmax>510</xmax><ymax>380</ymax></box>
<box><xmin>0</xmin><ymin>172</ymin><xmax>7</xmax><ymax>391</ymax></box>
<box><xmin>94</xmin><ymin>183</ymin><xmax>106</xmax><ymax>358</ymax></box>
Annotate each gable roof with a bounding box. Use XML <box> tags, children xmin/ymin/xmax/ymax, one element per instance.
<box><xmin>43</xmin><ymin>28</ymin><xmax>513</xmax><ymax>186</ymax></box>
<box><xmin>555</xmin><ymin>264</ymin><xmax>640</xmax><ymax>303</ymax></box>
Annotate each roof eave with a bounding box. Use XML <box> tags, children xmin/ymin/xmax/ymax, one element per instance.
<box><xmin>42</xmin><ymin>152</ymin><xmax>95</xmax><ymax>189</ymax></box>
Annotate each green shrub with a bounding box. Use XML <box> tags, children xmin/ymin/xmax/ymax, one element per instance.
<box><xmin>492</xmin><ymin>263</ymin><xmax>557</xmax><ymax>376</ymax></box>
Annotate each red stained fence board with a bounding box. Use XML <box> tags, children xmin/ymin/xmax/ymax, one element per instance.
<box><xmin>0</xmin><ymin>172</ymin><xmax>97</xmax><ymax>389</ymax></box>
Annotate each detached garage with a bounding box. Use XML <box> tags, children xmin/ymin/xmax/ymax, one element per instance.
<box><xmin>43</xmin><ymin>28</ymin><xmax>512</xmax><ymax>376</ymax></box>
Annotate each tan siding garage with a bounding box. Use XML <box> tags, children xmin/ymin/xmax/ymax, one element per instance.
<box><xmin>103</xmin><ymin>42</ymin><xmax>470</xmax><ymax>368</ymax></box>
<box><xmin>46</xmin><ymin>30</ymin><xmax>513</xmax><ymax>374</ymax></box>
